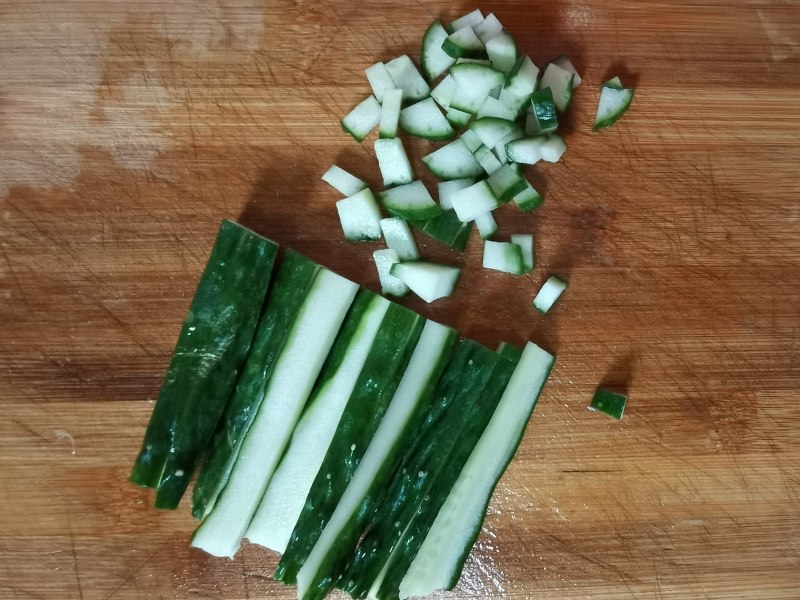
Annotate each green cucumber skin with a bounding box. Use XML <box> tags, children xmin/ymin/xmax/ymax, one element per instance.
<box><xmin>498</xmin><ymin>343</ymin><xmax>523</xmax><ymax>363</ymax></box>
<box><xmin>410</xmin><ymin>211</ymin><xmax>472</xmax><ymax>251</ymax></box>
<box><xmin>130</xmin><ymin>220</ymin><xmax>277</xmax><ymax>508</ymax></box>
<box><xmin>593</xmin><ymin>89</ymin><xmax>635</xmax><ymax>131</ymax></box>
<box><xmin>530</xmin><ymin>88</ymin><xmax>558</xmax><ymax>133</ymax></box>
<box><xmin>339</xmin><ymin>341</ymin><xmax>513</xmax><ymax>599</ymax></box>
<box><xmin>274</xmin><ymin>305</ymin><xmax>426</xmax><ymax>590</ymax></box>
<box><xmin>441</xmin><ymin>38</ymin><xmax>485</xmax><ymax>60</ymax></box>
<box><xmin>384</xmin><ymin>204</ymin><xmax>443</xmax><ymax>222</ymax></box>
<box><xmin>191</xmin><ymin>250</ymin><xmax>320</xmax><ymax>519</ymax></box>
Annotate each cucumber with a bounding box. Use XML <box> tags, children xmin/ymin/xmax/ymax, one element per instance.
<box><xmin>503</xmin><ymin>55</ymin><xmax>539</xmax><ymax>98</ymax></box>
<box><xmin>474</xmin><ymin>211</ymin><xmax>497</xmax><ymax>240</ymax></box>
<box><xmin>486</xmin><ymin>162</ymin><xmax>527</xmax><ymax>201</ymax></box>
<box><xmin>191</xmin><ymin>250</ymin><xmax>318</xmax><ymax>520</ymax></box>
<box><xmin>512</xmin><ymin>179</ymin><xmax>544</xmax><ymax>212</ymax></box>
<box><xmin>510</xmin><ymin>233</ymin><xmax>534</xmax><ymax>272</ymax></box>
<box><xmin>459</xmin><ymin>128</ymin><xmax>482</xmax><ymax>152</ymax></box>
<box><xmin>285</xmin><ymin>321</ymin><xmax>456</xmax><ymax>599</ymax></box>
<box><xmin>365</xmin><ymin>62</ymin><xmax>396</xmax><ymax>103</ymax></box>
<box><xmin>485</xmin><ymin>31</ymin><xmax>518</xmax><ymax>74</ymax></box>
<box><xmin>421</xmin><ymin>139</ymin><xmax>484</xmax><ymax>180</ymax></box>
<box><xmin>482</xmin><ymin>240</ymin><xmax>525</xmax><ymax>275</ymax></box>
<box><xmin>399</xmin><ymin>97</ymin><xmax>454</xmax><ymax>140</ymax></box>
<box><xmin>390</xmin><ymin>261</ymin><xmax>461</xmax><ymax>303</ymax></box>
<box><xmin>336</xmin><ymin>188</ymin><xmax>383</xmax><ymax>242</ymax></box>
<box><xmin>131</xmin><ymin>220</ymin><xmax>278</xmax><ymax>508</ymax></box>
<box><xmin>380</xmin><ymin>217</ymin><xmax>419</xmax><ymax>261</ymax></box>
<box><xmin>372</xmin><ymin>249</ymin><xmax>409</xmax><ymax>298</ymax></box>
<box><xmin>441</xmin><ymin>26</ymin><xmax>485</xmax><ymax>59</ymax></box>
<box><xmin>540</xmin><ymin>134</ymin><xmax>568</xmax><ymax>163</ymax></box>
<box><xmin>447</xmin><ymin>9</ymin><xmax>484</xmax><ymax>32</ymax></box>
<box><xmin>532</xmin><ymin>275</ymin><xmax>567</xmax><ymax>314</ymax></box>
<box><xmin>496</xmin><ymin>341</ymin><xmax>523</xmax><ymax>362</ymax></box>
<box><xmin>473</xmin><ymin>144</ymin><xmax>502</xmax><ymax>175</ymax></box>
<box><xmin>476</xmin><ymin>95</ymin><xmax>517</xmax><ymax>121</ymax></box>
<box><xmin>438</xmin><ymin>177</ymin><xmax>476</xmax><ymax>210</ymax></box>
<box><xmin>399</xmin><ymin>342</ymin><xmax>555</xmax><ymax>598</ymax></box>
<box><xmin>473</xmin><ymin>13</ymin><xmax>503</xmax><ymax>44</ymax></box>
<box><xmin>589</xmin><ymin>388</ymin><xmax>627</xmax><ymax>420</ymax></box>
<box><xmin>604</xmin><ymin>76</ymin><xmax>624</xmax><ymax>89</ymax></box>
<box><xmin>385</xmin><ymin>55</ymin><xmax>430</xmax><ymax>102</ymax></box>
<box><xmin>421</xmin><ymin>21</ymin><xmax>457</xmax><ymax>80</ymax></box>
<box><xmin>456</xmin><ymin>57</ymin><xmax>491</xmax><ymax>65</ymax></box>
<box><xmin>470</xmin><ymin>117</ymin><xmax>523</xmax><ymax>149</ymax></box>
<box><xmin>321</xmin><ymin>165</ymin><xmax>367</xmax><ymax>197</ymax></box>
<box><xmin>491</xmin><ymin>129</ymin><xmax>525</xmax><ymax>165</ymax></box>
<box><xmin>526</xmin><ymin>87</ymin><xmax>558</xmax><ymax>135</ymax></box>
<box><xmin>379</xmin><ymin>88</ymin><xmax>403</xmax><ymax>139</ymax></box>
<box><xmin>410</xmin><ymin>210</ymin><xmax>473</xmax><ymax>252</ymax></box>
<box><xmin>445</xmin><ymin>106</ymin><xmax>472</xmax><ymax>127</ymax></box>
<box><xmin>539</xmin><ymin>62</ymin><xmax>575</xmax><ymax>112</ymax></box>
<box><xmin>551</xmin><ymin>54</ymin><xmax>581</xmax><ymax>87</ymax></box>
<box><xmin>504</xmin><ymin>136</ymin><xmax>545</xmax><ymax>165</ymax></box>
<box><xmin>190</xmin><ymin>269</ymin><xmax>358</xmax><ymax>558</ymax></box>
<box><xmin>342</xmin><ymin>95</ymin><xmax>381</xmax><ymax>142</ymax></box>
<box><xmin>378</xmin><ymin>181</ymin><xmax>441</xmax><ymax>221</ymax></box>
<box><xmin>449</xmin><ymin>63</ymin><xmax>506</xmax><ymax>113</ymax></box>
<box><xmin>497</xmin><ymin>87</ymin><xmax>530</xmax><ymax>118</ymax></box>
<box><xmin>244</xmin><ymin>292</ymin><xmax>390</xmax><ymax>552</ymax></box>
<box><xmin>593</xmin><ymin>78</ymin><xmax>635</xmax><ymax>130</ymax></box>
<box><xmin>430</xmin><ymin>75</ymin><xmax>456</xmax><ymax>109</ymax></box>
<box><xmin>451</xmin><ymin>179</ymin><xmax>500</xmax><ymax>222</ymax></box>
<box><xmin>374</xmin><ymin>138</ymin><xmax>414</xmax><ymax>187</ymax></box>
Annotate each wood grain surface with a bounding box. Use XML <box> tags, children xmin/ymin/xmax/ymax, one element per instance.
<box><xmin>1</xmin><ymin>1</ymin><xmax>798</xmax><ymax>598</ymax></box>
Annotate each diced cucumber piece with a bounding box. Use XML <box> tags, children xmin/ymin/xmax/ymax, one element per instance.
<box><xmin>470</xmin><ymin>116</ymin><xmax>523</xmax><ymax>148</ymax></box>
<box><xmin>526</xmin><ymin>87</ymin><xmax>558</xmax><ymax>135</ymax></box>
<box><xmin>190</xmin><ymin>269</ymin><xmax>358</xmax><ymax>558</ymax></box>
<box><xmin>442</xmin><ymin>26</ymin><xmax>485</xmax><ymax>59</ymax></box>
<box><xmin>477</xmin><ymin>95</ymin><xmax>517</xmax><ymax>121</ymax></box>
<box><xmin>380</xmin><ymin>217</ymin><xmax>419</xmax><ymax>260</ymax></box>
<box><xmin>450</xmin><ymin>63</ymin><xmax>506</xmax><ymax>109</ymax></box>
<box><xmin>365</xmin><ymin>62</ymin><xmax>395</xmax><ymax>103</ymax></box>
<box><xmin>438</xmin><ymin>177</ymin><xmax>476</xmax><ymax>210</ymax></box>
<box><xmin>498</xmin><ymin>87</ymin><xmax>530</xmax><ymax>118</ymax></box>
<box><xmin>451</xmin><ymin>179</ymin><xmax>500</xmax><ymax>222</ymax></box>
<box><xmin>593</xmin><ymin>79</ymin><xmax>635</xmax><ymax>130</ymax></box>
<box><xmin>447</xmin><ymin>9</ymin><xmax>484</xmax><ymax>32</ymax></box>
<box><xmin>504</xmin><ymin>55</ymin><xmax>539</xmax><ymax>98</ymax></box>
<box><xmin>373</xmin><ymin>249</ymin><xmax>409</xmax><ymax>297</ymax></box>
<box><xmin>513</xmin><ymin>179</ymin><xmax>544</xmax><ymax>212</ymax></box>
<box><xmin>540</xmin><ymin>134</ymin><xmax>568</xmax><ymax>163</ymax></box>
<box><xmin>448</xmin><ymin>84</ymin><xmax>486</xmax><ymax>115</ymax></box>
<box><xmin>399</xmin><ymin>97</ymin><xmax>454</xmax><ymax>140</ymax></box>
<box><xmin>374</xmin><ymin>138</ymin><xmax>414</xmax><ymax>186</ymax></box>
<box><xmin>551</xmin><ymin>54</ymin><xmax>581</xmax><ymax>87</ymax></box>
<box><xmin>421</xmin><ymin>21</ymin><xmax>457</xmax><ymax>81</ymax></box>
<box><xmin>510</xmin><ymin>234</ymin><xmax>534</xmax><ymax>272</ymax></box>
<box><xmin>336</xmin><ymin>188</ymin><xmax>382</xmax><ymax>242</ymax></box>
<box><xmin>391</xmin><ymin>262</ymin><xmax>461</xmax><ymax>303</ymax></box>
<box><xmin>430</xmin><ymin>75</ymin><xmax>456</xmax><ymax>109</ymax></box>
<box><xmin>378</xmin><ymin>180</ymin><xmax>441</xmax><ymax>221</ymax></box>
<box><xmin>422</xmin><ymin>138</ymin><xmax>484</xmax><ymax>180</ymax></box>
<box><xmin>491</xmin><ymin>129</ymin><xmax>524</xmax><ymax>164</ymax></box>
<box><xmin>321</xmin><ymin>165</ymin><xmax>367</xmax><ymax>197</ymax></box>
<box><xmin>411</xmin><ymin>210</ymin><xmax>473</xmax><ymax>251</ymax></box>
<box><xmin>473</xmin><ymin>144</ymin><xmax>503</xmax><ymax>175</ymax></box>
<box><xmin>533</xmin><ymin>275</ymin><xmax>567</xmax><ymax>314</ymax></box>
<box><xmin>486</xmin><ymin>163</ymin><xmax>526</xmax><ymax>201</ymax></box>
<box><xmin>473</xmin><ymin>13</ymin><xmax>503</xmax><ymax>44</ymax></box>
<box><xmin>245</xmin><ymin>292</ymin><xmax>391</xmax><ymax>553</ymax></box>
<box><xmin>483</xmin><ymin>240</ymin><xmax>525</xmax><ymax>275</ymax></box>
<box><xmin>474</xmin><ymin>212</ymin><xmax>497</xmax><ymax>240</ymax></box>
<box><xmin>341</xmin><ymin>95</ymin><xmax>381</xmax><ymax>142</ymax></box>
<box><xmin>460</xmin><ymin>128</ymin><xmax>482</xmax><ymax>152</ymax></box>
<box><xmin>399</xmin><ymin>342</ymin><xmax>555</xmax><ymax>598</ymax></box>
<box><xmin>505</xmin><ymin>136</ymin><xmax>545</xmax><ymax>165</ymax></box>
<box><xmin>539</xmin><ymin>63</ymin><xmax>575</xmax><ymax>112</ymax></box>
<box><xmin>485</xmin><ymin>31</ymin><xmax>518</xmax><ymax>74</ymax></box>
<box><xmin>445</xmin><ymin>105</ymin><xmax>472</xmax><ymax>126</ymax></box>
<box><xmin>379</xmin><ymin>88</ymin><xmax>403</xmax><ymax>139</ymax></box>
<box><xmin>589</xmin><ymin>388</ymin><xmax>627</xmax><ymax>420</ymax></box>
<box><xmin>385</xmin><ymin>55</ymin><xmax>430</xmax><ymax>102</ymax></box>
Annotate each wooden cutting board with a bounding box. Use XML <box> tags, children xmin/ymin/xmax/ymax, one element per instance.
<box><xmin>1</xmin><ymin>1</ymin><xmax>798</xmax><ymax>598</ymax></box>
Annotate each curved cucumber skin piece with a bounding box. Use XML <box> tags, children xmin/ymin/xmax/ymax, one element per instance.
<box><xmin>130</xmin><ymin>220</ymin><xmax>277</xmax><ymax>508</ymax></box>
<box><xmin>339</xmin><ymin>341</ymin><xmax>514</xmax><ymax>599</ymax></box>
<box><xmin>593</xmin><ymin>86</ymin><xmax>635</xmax><ymax>130</ymax></box>
<box><xmin>410</xmin><ymin>211</ymin><xmax>472</xmax><ymax>252</ymax></box>
<box><xmin>275</xmin><ymin>305</ymin><xmax>425</xmax><ymax>587</ymax></box>
<box><xmin>191</xmin><ymin>250</ymin><xmax>319</xmax><ymax>519</ymax></box>
<box><xmin>421</xmin><ymin>21</ymin><xmax>456</xmax><ymax>81</ymax></box>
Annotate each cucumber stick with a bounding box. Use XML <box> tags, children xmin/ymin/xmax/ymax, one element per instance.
<box><xmin>191</xmin><ymin>250</ymin><xmax>319</xmax><ymax>519</ymax></box>
<box><xmin>421</xmin><ymin>21</ymin><xmax>457</xmax><ymax>80</ymax></box>
<box><xmin>399</xmin><ymin>342</ymin><xmax>555</xmax><ymax>598</ymax></box>
<box><xmin>410</xmin><ymin>210</ymin><xmax>473</xmax><ymax>252</ymax></box>
<box><xmin>190</xmin><ymin>269</ymin><xmax>358</xmax><ymax>558</ymax></box>
<box><xmin>280</xmin><ymin>321</ymin><xmax>456</xmax><ymax>598</ymax></box>
<box><xmin>130</xmin><ymin>220</ymin><xmax>278</xmax><ymax>509</ymax></box>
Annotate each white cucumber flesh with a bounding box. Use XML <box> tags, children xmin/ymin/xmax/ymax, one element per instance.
<box><xmin>365</xmin><ymin>62</ymin><xmax>395</xmax><ymax>103</ymax></box>
<box><xmin>385</xmin><ymin>55</ymin><xmax>430</xmax><ymax>102</ymax></box>
<box><xmin>450</xmin><ymin>63</ymin><xmax>506</xmax><ymax>105</ymax></box>
<box><xmin>373</xmin><ymin>249</ymin><xmax>409</xmax><ymax>297</ymax></box>
<box><xmin>473</xmin><ymin>13</ymin><xmax>503</xmax><ymax>44</ymax></box>
<box><xmin>470</xmin><ymin>117</ymin><xmax>523</xmax><ymax>148</ymax></box>
<box><xmin>482</xmin><ymin>240</ymin><xmax>525</xmax><ymax>275</ymax></box>
<box><xmin>485</xmin><ymin>31</ymin><xmax>518</xmax><ymax>73</ymax></box>
<box><xmin>504</xmin><ymin>137</ymin><xmax>545</xmax><ymax>165</ymax></box>
<box><xmin>391</xmin><ymin>261</ymin><xmax>461</xmax><ymax>303</ymax></box>
<box><xmin>474</xmin><ymin>211</ymin><xmax>497</xmax><ymax>240</ymax></box>
<box><xmin>374</xmin><ymin>138</ymin><xmax>414</xmax><ymax>186</ymax></box>
<box><xmin>510</xmin><ymin>234</ymin><xmax>534</xmax><ymax>271</ymax></box>
<box><xmin>513</xmin><ymin>180</ymin><xmax>544</xmax><ymax>212</ymax></box>
<box><xmin>322</xmin><ymin>165</ymin><xmax>367</xmax><ymax>197</ymax></box>
<box><xmin>445</xmin><ymin>105</ymin><xmax>473</xmax><ymax>126</ymax></box>
<box><xmin>378</xmin><ymin>181</ymin><xmax>441</xmax><ymax>221</ymax></box>
<box><xmin>477</xmin><ymin>95</ymin><xmax>517</xmax><ymax>121</ymax></box>
<box><xmin>460</xmin><ymin>128</ymin><xmax>482</xmax><ymax>152</ymax></box>
<box><xmin>380</xmin><ymin>217</ymin><xmax>420</xmax><ymax>261</ymax></box>
<box><xmin>533</xmin><ymin>275</ymin><xmax>567</xmax><ymax>313</ymax></box>
<box><xmin>473</xmin><ymin>144</ymin><xmax>503</xmax><ymax>175</ymax></box>
<box><xmin>442</xmin><ymin>26</ymin><xmax>485</xmax><ymax>59</ymax></box>
<box><xmin>539</xmin><ymin>63</ymin><xmax>575</xmax><ymax>112</ymax></box>
<box><xmin>342</xmin><ymin>95</ymin><xmax>381</xmax><ymax>142</ymax></box>
<box><xmin>399</xmin><ymin>97</ymin><xmax>454</xmax><ymax>140</ymax></box>
<box><xmin>450</xmin><ymin>179</ymin><xmax>500</xmax><ymax>222</ymax></box>
<box><xmin>438</xmin><ymin>178</ymin><xmax>476</xmax><ymax>210</ymax></box>
<box><xmin>336</xmin><ymin>188</ymin><xmax>383</xmax><ymax>242</ymax></box>
<box><xmin>486</xmin><ymin>163</ymin><xmax>526</xmax><ymax>201</ymax></box>
<box><xmin>504</xmin><ymin>55</ymin><xmax>539</xmax><ymax>98</ymax></box>
<box><xmin>593</xmin><ymin>82</ymin><xmax>634</xmax><ymax>130</ymax></box>
<box><xmin>422</xmin><ymin>139</ymin><xmax>484</xmax><ymax>179</ymax></box>
<box><xmin>379</xmin><ymin>88</ymin><xmax>404</xmax><ymax>139</ymax></box>
<box><xmin>552</xmin><ymin>54</ymin><xmax>581</xmax><ymax>87</ymax></box>
<box><xmin>430</xmin><ymin>75</ymin><xmax>457</xmax><ymax>109</ymax></box>
<box><xmin>448</xmin><ymin>9</ymin><xmax>484</xmax><ymax>32</ymax></box>
<box><xmin>421</xmin><ymin>21</ymin><xmax>457</xmax><ymax>80</ymax></box>
<box><xmin>539</xmin><ymin>134</ymin><xmax>567</xmax><ymax>163</ymax></box>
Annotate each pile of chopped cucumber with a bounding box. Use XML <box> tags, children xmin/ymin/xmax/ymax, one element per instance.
<box><xmin>328</xmin><ymin>9</ymin><xmax>633</xmax><ymax>313</ymax></box>
<box><xmin>132</xmin><ymin>218</ymin><xmax>556</xmax><ymax>600</ymax></box>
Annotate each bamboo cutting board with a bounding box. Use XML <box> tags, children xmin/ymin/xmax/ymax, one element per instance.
<box><xmin>1</xmin><ymin>1</ymin><xmax>798</xmax><ymax>598</ymax></box>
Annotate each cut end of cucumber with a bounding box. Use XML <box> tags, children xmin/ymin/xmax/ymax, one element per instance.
<box><xmin>391</xmin><ymin>261</ymin><xmax>461</xmax><ymax>303</ymax></box>
<box><xmin>532</xmin><ymin>275</ymin><xmax>567</xmax><ymax>314</ymax></box>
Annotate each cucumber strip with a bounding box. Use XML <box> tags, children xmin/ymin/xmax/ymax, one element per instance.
<box><xmin>526</xmin><ymin>87</ymin><xmax>558</xmax><ymax>135</ymax></box>
<box><xmin>476</xmin><ymin>95</ymin><xmax>517</xmax><ymax>121</ymax></box>
<box><xmin>483</xmin><ymin>240</ymin><xmax>525</xmax><ymax>275</ymax></box>
<box><xmin>473</xmin><ymin>144</ymin><xmax>503</xmax><ymax>175</ymax></box>
<box><xmin>445</xmin><ymin>106</ymin><xmax>472</xmax><ymax>127</ymax></box>
<box><xmin>374</xmin><ymin>138</ymin><xmax>414</xmax><ymax>187</ymax></box>
<box><xmin>287</xmin><ymin>321</ymin><xmax>456</xmax><ymax>598</ymax></box>
<box><xmin>510</xmin><ymin>233</ymin><xmax>534</xmax><ymax>272</ymax></box>
<box><xmin>513</xmin><ymin>179</ymin><xmax>544</xmax><ymax>212</ymax></box>
<box><xmin>532</xmin><ymin>275</ymin><xmax>567</xmax><ymax>314</ymax></box>
<box><xmin>365</xmin><ymin>62</ymin><xmax>396</xmax><ymax>103</ymax></box>
<box><xmin>245</xmin><ymin>292</ymin><xmax>391</xmax><ymax>553</ymax></box>
<box><xmin>593</xmin><ymin>80</ymin><xmax>635</xmax><ymax>130</ymax></box>
<box><xmin>451</xmin><ymin>179</ymin><xmax>500</xmax><ymax>222</ymax></box>
<box><xmin>379</xmin><ymin>88</ymin><xmax>404</xmax><ymax>139</ymax></box>
<box><xmin>372</xmin><ymin>249</ymin><xmax>409</xmax><ymax>298</ymax></box>
<box><xmin>191</xmin><ymin>250</ymin><xmax>319</xmax><ymax>520</ymax></box>
<box><xmin>459</xmin><ymin>129</ymin><xmax>482</xmax><ymax>152</ymax></box>
<box><xmin>190</xmin><ymin>269</ymin><xmax>358</xmax><ymax>558</ymax></box>
<box><xmin>540</xmin><ymin>134</ymin><xmax>568</xmax><ymax>163</ymax></box>
<box><xmin>473</xmin><ymin>13</ymin><xmax>503</xmax><ymax>44</ymax></box>
<box><xmin>438</xmin><ymin>177</ymin><xmax>476</xmax><ymax>210</ymax></box>
<box><xmin>447</xmin><ymin>9</ymin><xmax>484</xmax><ymax>32</ymax></box>
<box><xmin>399</xmin><ymin>342</ymin><xmax>555</xmax><ymax>598</ymax></box>
<box><xmin>336</xmin><ymin>188</ymin><xmax>383</xmax><ymax>242</ymax></box>
<box><xmin>410</xmin><ymin>210</ymin><xmax>473</xmax><ymax>252</ymax></box>
<box><xmin>504</xmin><ymin>55</ymin><xmax>539</xmax><ymax>98</ymax></box>
<box><xmin>551</xmin><ymin>54</ymin><xmax>581</xmax><ymax>87</ymax></box>
<box><xmin>474</xmin><ymin>211</ymin><xmax>497</xmax><ymax>240</ymax></box>
<box><xmin>485</xmin><ymin>31</ymin><xmax>518</xmax><ymax>74</ymax></box>
<box><xmin>378</xmin><ymin>181</ymin><xmax>441</xmax><ymax>221</ymax></box>
<box><xmin>539</xmin><ymin>63</ymin><xmax>575</xmax><ymax>112</ymax></box>
<box><xmin>421</xmin><ymin>21</ymin><xmax>457</xmax><ymax>81</ymax></box>
<box><xmin>430</xmin><ymin>75</ymin><xmax>456</xmax><ymax>109</ymax></box>
<box><xmin>322</xmin><ymin>165</ymin><xmax>367</xmax><ymax>197</ymax></box>
<box><xmin>391</xmin><ymin>261</ymin><xmax>461</xmax><ymax>303</ymax></box>
<box><xmin>496</xmin><ymin>341</ymin><xmax>523</xmax><ymax>362</ymax></box>
<box><xmin>342</xmin><ymin>95</ymin><xmax>381</xmax><ymax>142</ymax></box>
<box><xmin>504</xmin><ymin>136</ymin><xmax>545</xmax><ymax>165</ymax></box>
<box><xmin>399</xmin><ymin>97</ymin><xmax>454</xmax><ymax>141</ymax></box>
<box><xmin>131</xmin><ymin>220</ymin><xmax>278</xmax><ymax>508</ymax></box>
<box><xmin>589</xmin><ymin>388</ymin><xmax>627</xmax><ymax>420</ymax></box>
<box><xmin>385</xmin><ymin>55</ymin><xmax>430</xmax><ymax>102</ymax></box>
<box><xmin>450</xmin><ymin>63</ymin><xmax>506</xmax><ymax>110</ymax></box>
<box><xmin>470</xmin><ymin>117</ymin><xmax>523</xmax><ymax>149</ymax></box>
<box><xmin>421</xmin><ymin>139</ymin><xmax>484</xmax><ymax>180</ymax></box>
<box><xmin>442</xmin><ymin>26</ymin><xmax>485</xmax><ymax>59</ymax></box>
<box><xmin>380</xmin><ymin>217</ymin><xmax>420</xmax><ymax>261</ymax></box>
<box><xmin>486</xmin><ymin>163</ymin><xmax>526</xmax><ymax>201</ymax></box>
